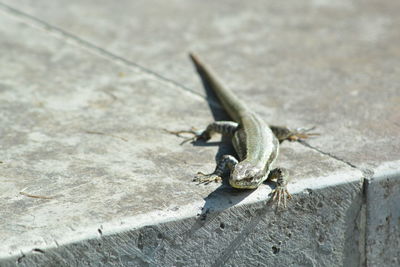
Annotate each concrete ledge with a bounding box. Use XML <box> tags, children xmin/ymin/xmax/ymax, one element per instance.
<box><xmin>3</xmin><ymin>170</ymin><xmax>363</xmax><ymax>266</ymax></box>
<box><xmin>1</xmin><ymin>0</ymin><xmax>399</xmax><ymax>266</ymax></box>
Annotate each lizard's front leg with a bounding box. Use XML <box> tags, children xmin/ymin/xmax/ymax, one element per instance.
<box><xmin>194</xmin><ymin>155</ymin><xmax>238</xmax><ymax>184</ymax></box>
<box><xmin>267</xmin><ymin>167</ymin><xmax>292</xmax><ymax>208</ymax></box>
<box><xmin>166</xmin><ymin>121</ymin><xmax>238</xmax><ymax>144</ymax></box>
<box><xmin>270</xmin><ymin>125</ymin><xmax>319</xmax><ymax>143</ymax></box>
<box><xmin>167</xmin><ymin>121</ymin><xmax>239</xmax><ymax>183</ymax></box>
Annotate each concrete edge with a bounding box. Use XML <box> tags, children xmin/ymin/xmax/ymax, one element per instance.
<box><xmin>1</xmin><ymin>168</ymin><xmax>363</xmax><ymax>262</ymax></box>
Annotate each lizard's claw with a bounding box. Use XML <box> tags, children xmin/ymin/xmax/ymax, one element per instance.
<box><xmin>288</xmin><ymin>126</ymin><xmax>320</xmax><ymax>141</ymax></box>
<box><xmin>163</xmin><ymin>128</ymin><xmax>203</xmax><ymax>145</ymax></box>
<box><xmin>193</xmin><ymin>172</ymin><xmax>222</xmax><ymax>184</ymax></box>
<box><xmin>270</xmin><ymin>186</ymin><xmax>292</xmax><ymax>208</ymax></box>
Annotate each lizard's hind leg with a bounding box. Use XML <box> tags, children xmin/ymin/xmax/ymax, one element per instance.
<box><xmin>164</xmin><ymin>127</ymin><xmax>202</xmax><ymax>145</ymax></box>
<box><xmin>267</xmin><ymin>167</ymin><xmax>292</xmax><ymax>208</ymax></box>
<box><xmin>194</xmin><ymin>155</ymin><xmax>238</xmax><ymax>184</ymax></box>
<box><xmin>166</xmin><ymin>121</ymin><xmax>238</xmax><ymax>145</ymax></box>
<box><xmin>270</xmin><ymin>125</ymin><xmax>319</xmax><ymax>143</ymax></box>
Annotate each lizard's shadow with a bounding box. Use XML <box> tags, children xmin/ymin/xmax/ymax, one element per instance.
<box><xmin>189</xmin><ymin>59</ymin><xmax>235</xmax><ymax>189</ymax></box>
<box><xmin>185</xmin><ymin>184</ymin><xmax>254</xmax><ymax>236</ymax></box>
<box><xmin>190</xmin><ymin>59</ymin><xmax>234</xmax><ymax>160</ymax></box>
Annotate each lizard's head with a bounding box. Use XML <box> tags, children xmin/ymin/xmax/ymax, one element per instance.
<box><xmin>229</xmin><ymin>161</ymin><xmax>264</xmax><ymax>189</ymax></box>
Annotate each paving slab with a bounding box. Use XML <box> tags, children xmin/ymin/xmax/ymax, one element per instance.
<box><xmin>1</xmin><ymin>0</ymin><xmax>399</xmax><ymax>172</ymax></box>
<box><xmin>0</xmin><ymin>7</ymin><xmax>365</xmax><ymax>266</ymax></box>
<box><xmin>0</xmin><ymin>12</ymin><xmax>212</xmax><ymax>261</ymax></box>
<box><xmin>0</xmin><ymin>0</ymin><xmax>399</xmax><ymax>266</ymax></box>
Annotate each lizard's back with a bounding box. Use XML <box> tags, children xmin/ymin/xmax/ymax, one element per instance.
<box><xmin>189</xmin><ymin>53</ymin><xmax>277</xmax><ymax>170</ymax></box>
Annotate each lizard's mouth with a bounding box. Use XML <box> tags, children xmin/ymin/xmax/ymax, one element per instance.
<box><xmin>229</xmin><ymin>178</ymin><xmax>262</xmax><ymax>189</ymax></box>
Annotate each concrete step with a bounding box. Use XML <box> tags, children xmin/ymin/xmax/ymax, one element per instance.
<box><xmin>0</xmin><ymin>1</ymin><xmax>399</xmax><ymax>266</ymax></box>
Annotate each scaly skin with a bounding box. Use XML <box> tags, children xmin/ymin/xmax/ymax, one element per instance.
<box><xmin>169</xmin><ymin>53</ymin><xmax>318</xmax><ymax>207</ymax></box>
<box><xmin>189</xmin><ymin>53</ymin><xmax>280</xmax><ymax>189</ymax></box>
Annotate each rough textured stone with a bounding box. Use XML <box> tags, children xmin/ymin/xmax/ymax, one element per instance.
<box><xmin>2</xmin><ymin>176</ymin><xmax>363</xmax><ymax>266</ymax></box>
<box><xmin>2</xmin><ymin>0</ymin><xmax>399</xmax><ymax>170</ymax></box>
<box><xmin>0</xmin><ymin>12</ymin><xmax>214</xmax><ymax>261</ymax></box>
<box><xmin>0</xmin><ymin>0</ymin><xmax>399</xmax><ymax>266</ymax></box>
<box><xmin>366</xmin><ymin>161</ymin><xmax>400</xmax><ymax>267</ymax></box>
<box><xmin>0</xmin><ymin>7</ymin><xmax>364</xmax><ymax>264</ymax></box>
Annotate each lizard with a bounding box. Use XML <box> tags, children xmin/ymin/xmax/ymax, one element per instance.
<box><xmin>169</xmin><ymin>53</ymin><xmax>318</xmax><ymax>207</ymax></box>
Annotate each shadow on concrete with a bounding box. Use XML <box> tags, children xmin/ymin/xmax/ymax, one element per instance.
<box><xmin>184</xmin><ymin>54</ymin><xmax>276</xmax><ymax>239</ymax></box>
<box><xmin>187</xmin><ymin>185</ymin><xmax>253</xmax><ymax>233</ymax></box>
<box><xmin>187</xmin><ymin>53</ymin><xmax>233</xmax><ymax>164</ymax></box>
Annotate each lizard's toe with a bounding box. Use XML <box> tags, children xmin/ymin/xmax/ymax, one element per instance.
<box><xmin>289</xmin><ymin>126</ymin><xmax>320</xmax><ymax>141</ymax></box>
<box><xmin>164</xmin><ymin>128</ymin><xmax>204</xmax><ymax>145</ymax></box>
<box><xmin>270</xmin><ymin>186</ymin><xmax>292</xmax><ymax>208</ymax></box>
<box><xmin>193</xmin><ymin>172</ymin><xmax>222</xmax><ymax>184</ymax></box>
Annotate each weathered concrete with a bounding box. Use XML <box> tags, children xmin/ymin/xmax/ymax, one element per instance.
<box><xmin>2</xmin><ymin>173</ymin><xmax>363</xmax><ymax>266</ymax></box>
<box><xmin>365</xmin><ymin>161</ymin><xmax>400</xmax><ymax>267</ymax></box>
<box><xmin>0</xmin><ymin>0</ymin><xmax>399</xmax><ymax>266</ymax></box>
<box><xmin>2</xmin><ymin>0</ymin><xmax>399</xmax><ymax>170</ymax></box>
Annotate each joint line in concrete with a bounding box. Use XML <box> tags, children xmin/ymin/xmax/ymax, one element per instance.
<box><xmin>0</xmin><ymin>2</ymin><xmax>222</xmax><ymax>108</ymax></box>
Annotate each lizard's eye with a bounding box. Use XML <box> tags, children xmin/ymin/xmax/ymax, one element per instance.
<box><xmin>245</xmin><ymin>168</ymin><xmax>257</xmax><ymax>178</ymax></box>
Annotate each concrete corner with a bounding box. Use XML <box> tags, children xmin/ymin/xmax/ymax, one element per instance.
<box><xmin>365</xmin><ymin>161</ymin><xmax>400</xmax><ymax>267</ymax></box>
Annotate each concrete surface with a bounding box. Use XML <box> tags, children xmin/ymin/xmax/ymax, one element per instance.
<box><xmin>366</xmin><ymin>161</ymin><xmax>400</xmax><ymax>266</ymax></box>
<box><xmin>0</xmin><ymin>0</ymin><xmax>399</xmax><ymax>266</ymax></box>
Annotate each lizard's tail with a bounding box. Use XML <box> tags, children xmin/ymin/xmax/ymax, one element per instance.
<box><xmin>189</xmin><ymin>52</ymin><xmax>249</xmax><ymax>122</ymax></box>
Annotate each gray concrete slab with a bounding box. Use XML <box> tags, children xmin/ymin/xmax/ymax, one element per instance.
<box><xmin>0</xmin><ymin>12</ymin><xmax>215</xmax><ymax>261</ymax></box>
<box><xmin>0</xmin><ymin>7</ymin><xmax>364</xmax><ymax>265</ymax></box>
<box><xmin>1</xmin><ymin>0</ymin><xmax>399</xmax><ymax>171</ymax></box>
<box><xmin>0</xmin><ymin>0</ymin><xmax>399</xmax><ymax>266</ymax></box>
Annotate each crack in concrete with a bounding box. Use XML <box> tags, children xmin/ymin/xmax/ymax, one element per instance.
<box><xmin>0</xmin><ymin>2</ymin><xmax>377</xmax><ymax>180</ymax></box>
<box><xmin>0</xmin><ymin>2</ymin><xmax>221</xmax><ymax>109</ymax></box>
<box><xmin>0</xmin><ymin>3</ymin><xmax>381</xmax><ymax>182</ymax></box>
<box><xmin>0</xmin><ymin>0</ymin><xmax>374</xmax><ymax>187</ymax></box>
<box><xmin>0</xmin><ymin>3</ymin><xmax>395</xmax><ymax>267</ymax></box>
<box><xmin>298</xmin><ymin>138</ymin><xmax>373</xmax><ymax>267</ymax></box>
<box><xmin>299</xmin><ymin>139</ymin><xmax>374</xmax><ymax>267</ymax></box>
<box><xmin>0</xmin><ymin>0</ymin><xmax>376</xmax><ymax>186</ymax></box>
<box><xmin>298</xmin><ymin>140</ymin><xmax>374</xmax><ymax>177</ymax></box>
<box><xmin>299</xmin><ymin>140</ymin><xmax>353</xmax><ymax>168</ymax></box>
<box><xmin>361</xmin><ymin>177</ymin><xmax>369</xmax><ymax>267</ymax></box>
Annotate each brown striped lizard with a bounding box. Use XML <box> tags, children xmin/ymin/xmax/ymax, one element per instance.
<box><xmin>169</xmin><ymin>53</ymin><xmax>318</xmax><ymax>207</ymax></box>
